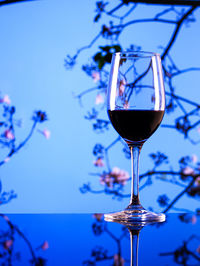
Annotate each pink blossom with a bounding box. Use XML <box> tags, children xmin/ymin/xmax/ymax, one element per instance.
<box><xmin>182</xmin><ymin>166</ymin><xmax>194</xmax><ymax>175</ymax></box>
<box><xmin>42</xmin><ymin>129</ymin><xmax>51</xmax><ymax>139</ymax></box>
<box><xmin>112</xmin><ymin>167</ymin><xmax>129</xmax><ymax>185</ymax></box>
<box><xmin>195</xmin><ymin>176</ymin><xmax>200</xmax><ymax>186</ymax></box>
<box><xmin>100</xmin><ymin>173</ymin><xmax>113</xmax><ymax>188</ymax></box>
<box><xmin>41</xmin><ymin>241</ymin><xmax>49</xmax><ymax>250</ymax></box>
<box><xmin>92</xmin><ymin>71</ymin><xmax>100</xmax><ymax>83</ymax></box>
<box><xmin>123</xmin><ymin>100</ymin><xmax>129</xmax><ymax>109</ymax></box>
<box><xmin>191</xmin><ymin>154</ymin><xmax>198</xmax><ymax>163</ymax></box>
<box><xmin>93</xmin><ymin>213</ymin><xmax>103</xmax><ymax>221</ymax></box>
<box><xmin>3</xmin><ymin>215</ymin><xmax>10</xmax><ymax>222</ymax></box>
<box><xmin>119</xmin><ymin>79</ymin><xmax>126</xmax><ymax>96</ymax></box>
<box><xmin>197</xmin><ymin>126</ymin><xmax>200</xmax><ymax>135</ymax></box>
<box><xmin>191</xmin><ymin>215</ymin><xmax>197</xmax><ymax>225</ymax></box>
<box><xmin>95</xmin><ymin>93</ymin><xmax>104</xmax><ymax>105</ymax></box>
<box><xmin>4</xmin><ymin>129</ymin><xmax>14</xmax><ymax>140</ymax></box>
<box><xmin>38</xmin><ymin>129</ymin><xmax>51</xmax><ymax>139</ymax></box>
<box><xmin>113</xmin><ymin>254</ymin><xmax>125</xmax><ymax>266</ymax></box>
<box><xmin>4</xmin><ymin>239</ymin><xmax>13</xmax><ymax>250</ymax></box>
<box><xmin>100</xmin><ymin>167</ymin><xmax>129</xmax><ymax>188</ymax></box>
<box><xmin>3</xmin><ymin>157</ymin><xmax>10</xmax><ymax>163</ymax></box>
<box><xmin>93</xmin><ymin>158</ymin><xmax>104</xmax><ymax>167</ymax></box>
<box><xmin>196</xmin><ymin>245</ymin><xmax>200</xmax><ymax>254</ymax></box>
<box><xmin>0</xmin><ymin>95</ymin><xmax>11</xmax><ymax>105</ymax></box>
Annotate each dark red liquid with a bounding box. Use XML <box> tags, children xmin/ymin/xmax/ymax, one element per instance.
<box><xmin>108</xmin><ymin>110</ymin><xmax>164</xmax><ymax>145</ymax></box>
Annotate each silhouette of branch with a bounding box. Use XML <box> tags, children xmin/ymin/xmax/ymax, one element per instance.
<box><xmin>64</xmin><ymin>33</ymin><xmax>102</xmax><ymax>69</ymax></box>
<box><xmin>0</xmin><ymin>214</ymin><xmax>47</xmax><ymax>265</ymax></box>
<box><xmin>84</xmin><ymin>214</ymin><xmax>128</xmax><ymax>265</ymax></box>
<box><xmin>160</xmin><ymin>234</ymin><xmax>200</xmax><ymax>264</ymax></box>
<box><xmin>161</xmin><ymin>6</ymin><xmax>197</xmax><ymax>60</ymax></box>
<box><xmin>0</xmin><ymin>110</ymin><xmax>48</xmax><ymax>167</ymax></box>
<box><xmin>107</xmin><ymin>2</ymin><xmax>124</xmax><ymax>15</ymax></box>
<box><xmin>0</xmin><ymin>0</ymin><xmax>36</xmax><ymax>7</ymax></box>
<box><xmin>126</xmin><ymin>0</ymin><xmax>200</xmax><ymax>6</ymax></box>
<box><xmin>163</xmin><ymin>178</ymin><xmax>196</xmax><ymax>213</ymax></box>
<box><xmin>67</xmin><ymin>1</ymin><xmax>200</xmax><ymax>213</ymax></box>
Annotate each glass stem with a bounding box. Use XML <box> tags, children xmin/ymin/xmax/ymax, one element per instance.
<box><xmin>129</xmin><ymin>145</ymin><xmax>142</xmax><ymax>206</ymax></box>
<box><xmin>130</xmin><ymin>230</ymin><xmax>139</xmax><ymax>266</ymax></box>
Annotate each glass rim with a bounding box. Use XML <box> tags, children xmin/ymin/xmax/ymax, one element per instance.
<box><xmin>114</xmin><ymin>51</ymin><xmax>160</xmax><ymax>58</ymax></box>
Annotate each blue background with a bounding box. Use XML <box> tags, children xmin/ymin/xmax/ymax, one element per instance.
<box><xmin>0</xmin><ymin>0</ymin><xmax>200</xmax><ymax>213</ymax></box>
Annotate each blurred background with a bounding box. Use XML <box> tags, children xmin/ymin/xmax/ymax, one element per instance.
<box><xmin>0</xmin><ymin>0</ymin><xmax>200</xmax><ymax>214</ymax></box>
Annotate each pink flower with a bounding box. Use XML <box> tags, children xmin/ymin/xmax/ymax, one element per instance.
<box><xmin>123</xmin><ymin>100</ymin><xmax>129</xmax><ymax>109</ymax></box>
<box><xmin>95</xmin><ymin>93</ymin><xmax>104</xmax><ymax>105</ymax></box>
<box><xmin>112</xmin><ymin>167</ymin><xmax>129</xmax><ymax>185</ymax></box>
<box><xmin>41</xmin><ymin>241</ymin><xmax>49</xmax><ymax>250</ymax></box>
<box><xmin>42</xmin><ymin>129</ymin><xmax>51</xmax><ymax>139</ymax></box>
<box><xmin>182</xmin><ymin>166</ymin><xmax>194</xmax><ymax>175</ymax></box>
<box><xmin>38</xmin><ymin>129</ymin><xmax>51</xmax><ymax>139</ymax></box>
<box><xmin>191</xmin><ymin>215</ymin><xmax>197</xmax><ymax>225</ymax></box>
<box><xmin>3</xmin><ymin>157</ymin><xmax>10</xmax><ymax>163</ymax></box>
<box><xmin>119</xmin><ymin>79</ymin><xmax>126</xmax><ymax>96</ymax></box>
<box><xmin>100</xmin><ymin>167</ymin><xmax>129</xmax><ymax>188</ymax></box>
<box><xmin>195</xmin><ymin>176</ymin><xmax>200</xmax><ymax>186</ymax></box>
<box><xmin>4</xmin><ymin>239</ymin><xmax>13</xmax><ymax>250</ymax></box>
<box><xmin>0</xmin><ymin>95</ymin><xmax>11</xmax><ymax>105</ymax></box>
<box><xmin>100</xmin><ymin>173</ymin><xmax>113</xmax><ymax>188</ymax></box>
<box><xmin>114</xmin><ymin>254</ymin><xmax>125</xmax><ymax>266</ymax></box>
<box><xmin>3</xmin><ymin>215</ymin><xmax>10</xmax><ymax>222</ymax></box>
<box><xmin>92</xmin><ymin>71</ymin><xmax>100</xmax><ymax>83</ymax></box>
<box><xmin>191</xmin><ymin>154</ymin><xmax>198</xmax><ymax>163</ymax></box>
<box><xmin>196</xmin><ymin>245</ymin><xmax>200</xmax><ymax>254</ymax></box>
<box><xmin>4</xmin><ymin>129</ymin><xmax>14</xmax><ymax>140</ymax></box>
<box><xmin>93</xmin><ymin>213</ymin><xmax>103</xmax><ymax>221</ymax></box>
<box><xmin>93</xmin><ymin>158</ymin><xmax>104</xmax><ymax>167</ymax></box>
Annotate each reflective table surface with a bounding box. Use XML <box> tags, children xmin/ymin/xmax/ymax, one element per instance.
<box><xmin>0</xmin><ymin>213</ymin><xmax>199</xmax><ymax>265</ymax></box>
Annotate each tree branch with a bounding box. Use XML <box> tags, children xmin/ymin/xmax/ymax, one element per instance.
<box><xmin>127</xmin><ymin>0</ymin><xmax>200</xmax><ymax>6</ymax></box>
<box><xmin>163</xmin><ymin>178</ymin><xmax>196</xmax><ymax>213</ymax></box>
<box><xmin>0</xmin><ymin>0</ymin><xmax>36</xmax><ymax>7</ymax></box>
<box><xmin>161</xmin><ymin>6</ymin><xmax>198</xmax><ymax>60</ymax></box>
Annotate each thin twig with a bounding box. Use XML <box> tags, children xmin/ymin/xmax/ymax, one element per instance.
<box><xmin>163</xmin><ymin>178</ymin><xmax>196</xmax><ymax>213</ymax></box>
<box><xmin>161</xmin><ymin>6</ymin><xmax>198</xmax><ymax>60</ymax></box>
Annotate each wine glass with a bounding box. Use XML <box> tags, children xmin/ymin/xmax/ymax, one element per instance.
<box><xmin>104</xmin><ymin>217</ymin><xmax>159</xmax><ymax>266</ymax></box>
<box><xmin>105</xmin><ymin>51</ymin><xmax>165</xmax><ymax>223</ymax></box>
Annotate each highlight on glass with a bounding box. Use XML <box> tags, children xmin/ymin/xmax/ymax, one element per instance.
<box><xmin>105</xmin><ymin>51</ymin><xmax>165</xmax><ymax>223</ymax></box>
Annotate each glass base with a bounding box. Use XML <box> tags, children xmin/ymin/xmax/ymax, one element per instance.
<box><xmin>104</xmin><ymin>204</ymin><xmax>166</xmax><ymax>223</ymax></box>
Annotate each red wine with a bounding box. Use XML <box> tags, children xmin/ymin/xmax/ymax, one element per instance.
<box><xmin>108</xmin><ymin>110</ymin><xmax>164</xmax><ymax>145</ymax></box>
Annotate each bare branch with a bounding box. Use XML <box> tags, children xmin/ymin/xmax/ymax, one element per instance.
<box><xmin>161</xmin><ymin>6</ymin><xmax>198</xmax><ymax>60</ymax></box>
<box><xmin>126</xmin><ymin>0</ymin><xmax>200</xmax><ymax>6</ymax></box>
<box><xmin>163</xmin><ymin>178</ymin><xmax>196</xmax><ymax>213</ymax></box>
<box><xmin>107</xmin><ymin>2</ymin><xmax>124</xmax><ymax>14</ymax></box>
<box><xmin>0</xmin><ymin>0</ymin><xmax>36</xmax><ymax>7</ymax></box>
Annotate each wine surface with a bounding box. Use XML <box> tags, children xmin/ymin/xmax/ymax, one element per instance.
<box><xmin>108</xmin><ymin>110</ymin><xmax>164</xmax><ymax>144</ymax></box>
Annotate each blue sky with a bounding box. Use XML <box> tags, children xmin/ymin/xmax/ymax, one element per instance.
<box><xmin>0</xmin><ymin>0</ymin><xmax>200</xmax><ymax>213</ymax></box>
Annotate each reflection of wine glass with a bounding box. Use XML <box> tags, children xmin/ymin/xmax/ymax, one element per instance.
<box><xmin>105</xmin><ymin>51</ymin><xmax>165</xmax><ymax>222</ymax></box>
<box><xmin>105</xmin><ymin>217</ymin><xmax>164</xmax><ymax>266</ymax></box>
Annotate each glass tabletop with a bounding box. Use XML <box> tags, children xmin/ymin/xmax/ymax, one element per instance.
<box><xmin>0</xmin><ymin>213</ymin><xmax>199</xmax><ymax>265</ymax></box>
